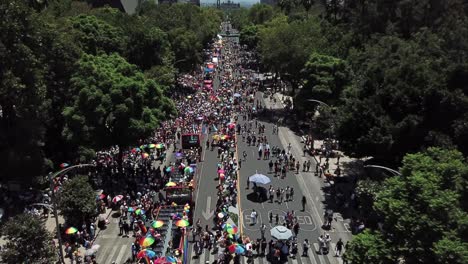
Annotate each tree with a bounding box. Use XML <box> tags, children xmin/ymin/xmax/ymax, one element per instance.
<box><xmin>1</xmin><ymin>214</ymin><xmax>56</xmax><ymax>263</ymax></box>
<box><xmin>62</xmin><ymin>53</ymin><xmax>176</xmax><ymax>160</ymax></box>
<box><xmin>126</xmin><ymin>26</ymin><xmax>173</xmax><ymax>71</ymax></box>
<box><xmin>239</xmin><ymin>25</ymin><xmax>259</xmax><ymax>49</ymax></box>
<box><xmin>248</xmin><ymin>3</ymin><xmax>275</xmax><ymax>25</ymax></box>
<box><xmin>335</xmin><ymin>33</ymin><xmax>468</xmax><ymax>161</ymax></box>
<box><xmin>347</xmin><ymin>148</ymin><xmax>468</xmax><ymax>264</ymax></box>
<box><xmin>69</xmin><ymin>14</ymin><xmax>125</xmax><ymax>55</ymax></box>
<box><xmin>296</xmin><ymin>52</ymin><xmax>349</xmax><ymax>110</ymax></box>
<box><xmin>58</xmin><ymin>175</ymin><xmax>97</xmax><ymax>226</ymax></box>
<box><xmin>0</xmin><ymin>0</ymin><xmax>49</xmax><ymax>184</ymax></box>
<box><xmin>344</xmin><ymin>230</ymin><xmax>393</xmax><ymax>264</ymax></box>
<box><xmin>168</xmin><ymin>28</ymin><xmax>202</xmax><ymax>73</ymax></box>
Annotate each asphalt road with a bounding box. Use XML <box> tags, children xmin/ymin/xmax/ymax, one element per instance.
<box><xmin>189</xmin><ymin>34</ymin><xmax>350</xmax><ymax>264</ymax></box>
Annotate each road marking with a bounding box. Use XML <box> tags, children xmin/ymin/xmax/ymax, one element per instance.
<box><xmin>96</xmin><ymin>243</ymin><xmax>111</xmax><ymax>263</ymax></box>
<box><xmin>277</xmin><ymin>129</ymin><xmax>323</xmax><ymax>225</ymax></box>
<box><xmin>193</xmin><ymin>145</ymin><xmax>207</xmax><ymax>218</ymax></box>
<box><xmin>235</xmin><ymin>133</ymin><xmax>243</xmax><ymax>235</ymax></box>
<box><xmin>114</xmin><ymin>244</ymin><xmax>127</xmax><ymax>264</ymax></box>
<box><xmin>202</xmin><ymin>196</ymin><xmax>214</xmax><ymax>220</ymax></box>
<box><xmin>105</xmin><ymin>245</ymin><xmax>120</xmax><ymax>264</ymax></box>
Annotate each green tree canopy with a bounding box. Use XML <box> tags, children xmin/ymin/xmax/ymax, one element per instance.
<box><xmin>248</xmin><ymin>3</ymin><xmax>275</xmax><ymax>25</ymax></box>
<box><xmin>62</xmin><ymin>53</ymin><xmax>176</xmax><ymax>155</ymax></box>
<box><xmin>1</xmin><ymin>214</ymin><xmax>56</xmax><ymax>263</ymax></box>
<box><xmin>336</xmin><ymin>33</ymin><xmax>468</xmax><ymax>161</ymax></box>
<box><xmin>70</xmin><ymin>14</ymin><xmax>125</xmax><ymax>55</ymax></box>
<box><xmin>347</xmin><ymin>148</ymin><xmax>468</xmax><ymax>263</ymax></box>
<box><xmin>296</xmin><ymin>52</ymin><xmax>349</xmax><ymax>110</ymax></box>
<box><xmin>58</xmin><ymin>175</ymin><xmax>97</xmax><ymax>226</ymax></box>
<box><xmin>239</xmin><ymin>25</ymin><xmax>259</xmax><ymax>49</ymax></box>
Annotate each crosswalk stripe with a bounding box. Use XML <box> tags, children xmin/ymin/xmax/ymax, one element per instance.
<box><xmin>96</xmin><ymin>244</ymin><xmax>112</xmax><ymax>264</ymax></box>
<box><xmin>290</xmin><ymin>257</ymin><xmax>299</xmax><ymax>264</ymax></box>
<box><xmin>114</xmin><ymin>244</ymin><xmax>127</xmax><ymax>264</ymax></box>
<box><xmin>313</xmin><ymin>243</ymin><xmax>328</xmax><ymax>264</ymax></box>
<box><xmin>105</xmin><ymin>245</ymin><xmax>120</xmax><ymax>264</ymax></box>
<box><xmin>208</xmin><ymin>250</ymin><xmax>215</xmax><ymax>264</ymax></box>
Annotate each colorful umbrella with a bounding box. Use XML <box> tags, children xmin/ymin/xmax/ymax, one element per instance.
<box><xmin>228</xmin><ymin>244</ymin><xmax>245</xmax><ymax>254</ymax></box>
<box><xmin>148</xmin><ymin>144</ymin><xmax>156</xmax><ymax>149</ymax></box>
<box><xmin>217</xmin><ymin>169</ymin><xmax>225</xmax><ymax>174</ymax></box>
<box><xmin>128</xmin><ymin>207</ymin><xmax>136</xmax><ymax>212</ymax></box>
<box><xmin>184</xmin><ymin>167</ymin><xmax>193</xmax><ymax>174</ymax></box>
<box><xmin>131</xmin><ymin>147</ymin><xmax>141</xmax><ymax>153</ymax></box>
<box><xmin>139</xmin><ymin>236</ymin><xmax>155</xmax><ymax>247</ymax></box>
<box><xmin>227</xmin><ymin>123</ymin><xmax>236</xmax><ymax>129</ymax></box>
<box><xmin>165</xmin><ymin>182</ymin><xmax>177</xmax><ymax>187</ymax></box>
<box><xmin>175</xmin><ymin>152</ymin><xmax>184</xmax><ymax>159</ymax></box>
<box><xmin>165</xmin><ymin>166</ymin><xmax>173</xmax><ymax>173</ymax></box>
<box><xmin>151</xmin><ymin>220</ymin><xmax>164</xmax><ymax>229</ymax></box>
<box><xmin>65</xmin><ymin>227</ymin><xmax>78</xmax><ymax>234</ymax></box>
<box><xmin>175</xmin><ymin>219</ymin><xmax>190</xmax><ymax>227</ymax></box>
<box><xmin>60</xmin><ymin>163</ymin><xmax>70</xmax><ymax>168</ymax></box>
<box><xmin>112</xmin><ymin>195</ymin><xmax>124</xmax><ymax>203</ymax></box>
<box><xmin>155</xmin><ymin>256</ymin><xmax>177</xmax><ymax>264</ymax></box>
<box><xmin>142</xmin><ymin>153</ymin><xmax>149</xmax><ymax>159</ymax></box>
<box><xmin>221</xmin><ymin>135</ymin><xmax>230</xmax><ymax>140</ymax></box>
<box><xmin>137</xmin><ymin>249</ymin><xmax>157</xmax><ymax>259</ymax></box>
<box><xmin>218</xmin><ymin>212</ymin><xmax>226</xmax><ymax>218</ymax></box>
<box><xmin>224</xmin><ymin>224</ymin><xmax>238</xmax><ymax>234</ymax></box>
<box><xmin>135</xmin><ymin>209</ymin><xmax>145</xmax><ymax>215</ymax></box>
<box><xmin>212</xmin><ymin>134</ymin><xmax>221</xmax><ymax>140</ymax></box>
<box><xmin>155</xmin><ymin>143</ymin><xmax>164</xmax><ymax>149</ymax></box>
<box><xmin>98</xmin><ymin>194</ymin><xmax>106</xmax><ymax>200</ymax></box>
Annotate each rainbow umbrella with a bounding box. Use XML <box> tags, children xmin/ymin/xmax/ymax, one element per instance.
<box><xmin>139</xmin><ymin>236</ymin><xmax>155</xmax><ymax>247</ymax></box>
<box><xmin>151</xmin><ymin>220</ymin><xmax>164</xmax><ymax>229</ymax></box>
<box><xmin>128</xmin><ymin>207</ymin><xmax>136</xmax><ymax>212</ymax></box>
<box><xmin>137</xmin><ymin>249</ymin><xmax>157</xmax><ymax>259</ymax></box>
<box><xmin>175</xmin><ymin>219</ymin><xmax>190</xmax><ymax>227</ymax></box>
<box><xmin>65</xmin><ymin>227</ymin><xmax>78</xmax><ymax>234</ymax></box>
<box><xmin>155</xmin><ymin>143</ymin><xmax>164</xmax><ymax>149</ymax></box>
<box><xmin>60</xmin><ymin>163</ymin><xmax>70</xmax><ymax>168</ymax></box>
<box><xmin>135</xmin><ymin>209</ymin><xmax>145</xmax><ymax>215</ymax></box>
<box><xmin>224</xmin><ymin>224</ymin><xmax>238</xmax><ymax>234</ymax></box>
<box><xmin>142</xmin><ymin>153</ymin><xmax>149</xmax><ymax>159</ymax></box>
<box><xmin>165</xmin><ymin>182</ymin><xmax>177</xmax><ymax>187</ymax></box>
<box><xmin>212</xmin><ymin>135</ymin><xmax>221</xmax><ymax>140</ymax></box>
<box><xmin>184</xmin><ymin>167</ymin><xmax>193</xmax><ymax>174</ymax></box>
<box><xmin>155</xmin><ymin>256</ymin><xmax>177</xmax><ymax>264</ymax></box>
<box><xmin>148</xmin><ymin>144</ymin><xmax>156</xmax><ymax>149</ymax></box>
<box><xmin>228</xmin><ymin>243</ymin><xmax>245</xmax><ymax>254</ymax></box>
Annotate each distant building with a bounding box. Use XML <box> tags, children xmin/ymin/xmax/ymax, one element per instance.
<box><xmin>218</xmin><ymin>0</ymin><xmax>240</xmax><ymax>9</ymax></box>
<box><xmin>260</xmin><ymin>0</ymin><xmax>277</xmax><ymax>5</ymax></box>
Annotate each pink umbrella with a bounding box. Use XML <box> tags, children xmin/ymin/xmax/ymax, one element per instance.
<box><xmin>218</xmin><ymin>169</ymin><xmax>225</xmax><ymax>174</ymax></box>
<box><xmin>112</xmin><ymin>195</ymin><xmax>124</xmax><ymax>203</ymax></box>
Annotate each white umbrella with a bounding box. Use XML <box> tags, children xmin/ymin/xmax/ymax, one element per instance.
<box><xmin>233</xmin><ymin>93</ymin><xmax>242</xmax><ymax>97</ymax></box>
<box><xmin>85</xmin><ymin>244</ymin><xmax>100</xmax><ymax>256</ymax></box>
<box><xmin>112</xmin><ymin>195</ymin><xmax>123</xmax><ymax>203</ymax></box>
<box><xmin>270</xmin><ymin>226</ymin><xmax>293</xmax><ymax>240</ymax></box>
<box><xmin>249</xmin><ymin>173</ymin><xmax>271</xmax><ymax>185</ymax></box>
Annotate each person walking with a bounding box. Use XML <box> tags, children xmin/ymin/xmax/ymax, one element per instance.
<box><xmin>302</xmin><ymin>239</ymin><xmax>310</xmax><ymax>257</ymax></box>
<box><xmin>119</xmin><ymin>217</ymin><xmax>124</xmax><ymax>236</ymax></box>
<box><xmin>335</xmin><ymin>238</ymin><xmax>344</xmax><ymax>257</ymax></box>
<box><xmin>250</xmin><ymin>209</ymin><xmax>257</xmax><ymax>225</ymax></box>
<box><xmin>289</xmin><ymin>188</ymin><xmax>294</xmax><ymax>201</ymax></box>
<box><xmin>301</xmin><ymin>196</ymin><xmax>306</xmax><ymax>211</ymax></box>
<box><xmin>260</xmin><ymin>224</ymin><xmax>266</xmax><ymax>239</ymax></box>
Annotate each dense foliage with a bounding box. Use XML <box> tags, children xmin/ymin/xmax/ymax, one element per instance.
<box><xmin>348</xmin><ymin>148</ymin><xmax>468</xmax><ymax>263</ymax></box>
<box><xmin>0</xmin><ymin>0</ymin><xmax>221</xmax><ymax>184</ymax></box>
<box><xmin>58</xmin><ymin>175</ymin><xmax>97</xmax><ymax>227</ymax></box>
<box><xmin>235</xmin><ymin>2</ymin><xmax>468</xmax><ymax>262</ymax></box>
<box><xmin>0</xmin><ymin>214</ymin><xmax>57</xmax><ymax>263</ymax></box>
